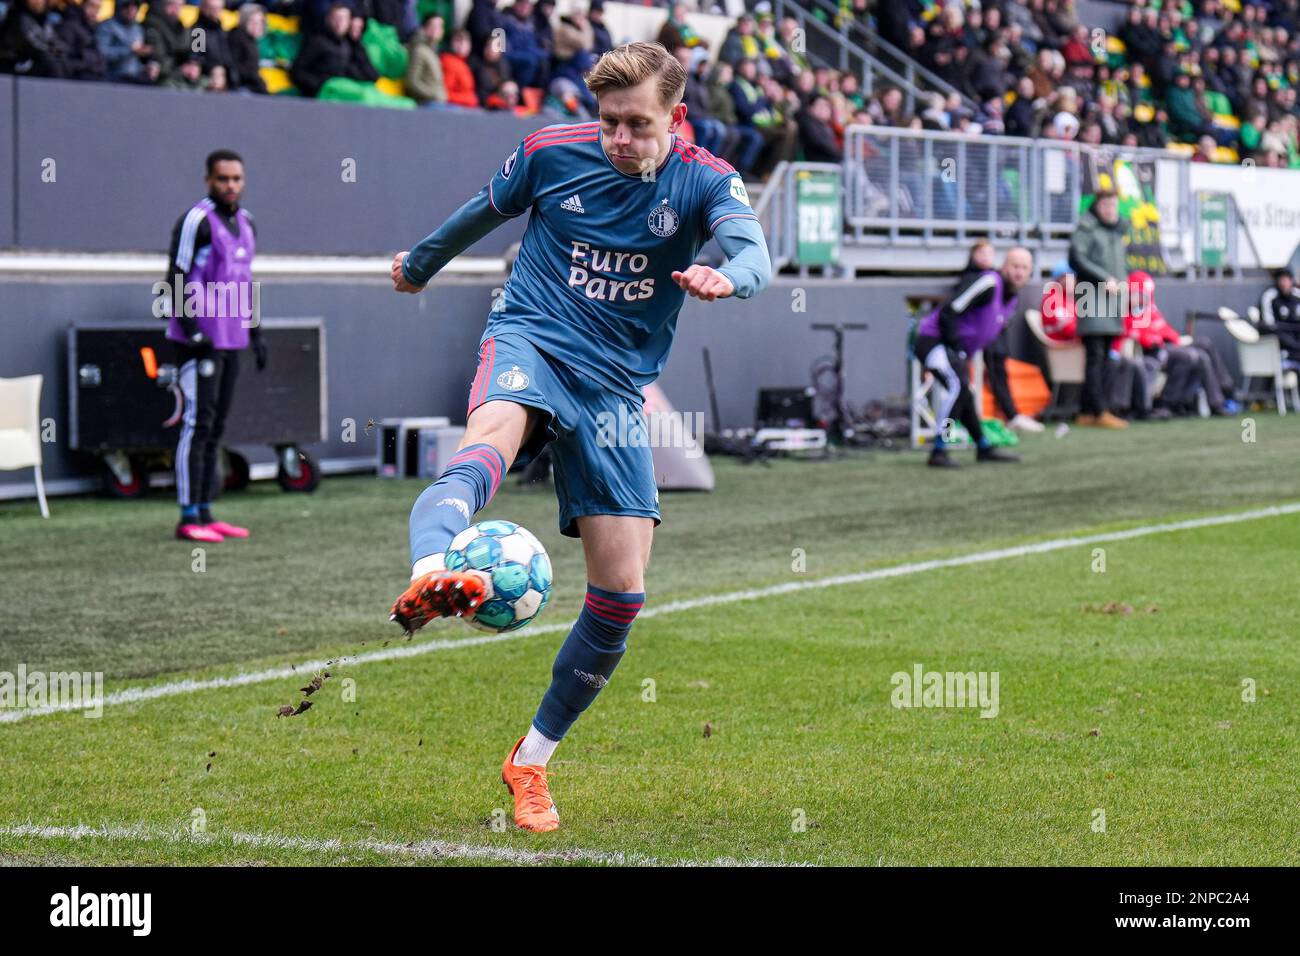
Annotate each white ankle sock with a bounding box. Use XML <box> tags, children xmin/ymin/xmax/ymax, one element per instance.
<box><xmin>410</xmin><ymin>553</ymin><xmax>447</xmax><ymax>581</ymax></box>
<box><xmin>514</xmin><ymin>726</ymin><xmax>560</xmax><ymax>767</ymax></box>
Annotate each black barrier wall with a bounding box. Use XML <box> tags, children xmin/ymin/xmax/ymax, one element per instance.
<box><xmin>8</xmin><ymin>77</ymin><xmax>544</xmax><ymax>255</ymax></box>
<box><xmin>0</xmin><ymin>275</ymin><xmax>1268</xmax><ymax>494</ymax></box>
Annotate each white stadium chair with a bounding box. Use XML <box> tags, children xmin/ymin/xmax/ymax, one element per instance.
<box><xmin>0</xmin><ymin>374</ymin><xmax>50</xmax><ymax>518</ymax></box>
<box><xmin>1226</xmin><ymin>309</ymin><xmax>1300</xmax><ymax>415</ymax></box>
<box><xmin>1023</xmin><ymin>308</ymin><xmax>1084</xmax><ymax>419</ymax></box>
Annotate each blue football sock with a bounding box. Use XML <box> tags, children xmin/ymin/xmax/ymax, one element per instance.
<box><xmin>180</xmin><ymin>504</ymin><xmax>199</xmax><ymax>522</ymax></box>
<box><xmin>977</xmin><ymin>435</ymin><xmax>992</xmax><ymax>450</ymax></box>
<box><xmin>408</xmin><ymin>443</ymin><xmax>505</xmax><ymax>567</ymax></box>
<box><xmin>531</xmin><ymin>585</ymin><xmax>645</xmax><ymax>741</ymax></box>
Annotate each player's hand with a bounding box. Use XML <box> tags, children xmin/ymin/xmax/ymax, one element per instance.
<box><xmin>392</xmin><ymin>252</ymin><xmax>425</xmax><ymax>294</ymax></box>
<box><xmin>671</xmin><ymin>265</ymin><xmax>734</xmax><ymax>301</ymax></box>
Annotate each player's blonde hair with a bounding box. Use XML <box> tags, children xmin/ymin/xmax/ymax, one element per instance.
<box><xmin>585</xmin><ymin>41</ymin><xmax>687</xmax><ymax>109</ymax></box>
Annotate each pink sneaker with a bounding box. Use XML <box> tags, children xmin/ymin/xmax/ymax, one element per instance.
<box><xmin>207</xmin><ymin>520</ymin><xmax>249</xmax><ymax>539</ymax></box>
<box><xmin>176</xmin><ymin>523</ymin><xmax>224</xmax><ymax>543</ymax></box>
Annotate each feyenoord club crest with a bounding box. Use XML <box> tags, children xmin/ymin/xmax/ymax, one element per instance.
<box><xmin>648</xmin><ymin>198</ymin><xmax>679</xmax><ymax>238</ymax></box>
<box><xmin>497</xmin><ymin>366</ymin><xmax>529</xmax><ymax>391</ymax></box>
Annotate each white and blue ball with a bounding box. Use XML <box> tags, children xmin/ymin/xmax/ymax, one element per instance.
<box><xmin>445</xmin><ymin>520</ymin><xmax>552</xmax><ymax>632</ymax></box>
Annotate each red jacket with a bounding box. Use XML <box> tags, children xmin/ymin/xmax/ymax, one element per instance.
<box><xmin>1041</xmin><ymin>282</ymin><xmax>1077</xmax><ymax>342</ymax></box>
<box><xmin>1117</xmin><ymin>270</ymin><xmax>1180</xmax><ymax>352</ymax></box>
<box><xmin>440</xmin><ymin>53</ymin><xmax>479</xmax><ymax>108</ymax></box>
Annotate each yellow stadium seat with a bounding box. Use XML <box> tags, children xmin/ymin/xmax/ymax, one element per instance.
<box><xmin>1166</xmin><ymin>142</ymin><xmax>1195</xmax><ymax>156</ymax></box>
<box><xmin>1213</xmin><ymin>113</ymin><xmax>1240</xmax><ymax>130</ymax></box>
<box><xmin>1214</xmin><ymin>146</ymin><xmax>1240</xmax><ymax>163</ymax></box>
<box><xmin>260</xmin><ymin>66</ymin><xmax>292</xmax><ymax>94</ymax></box>
<box><xmin>376</xmin><ymin>76</ymin><xmax>406</xmax><ymax>98</ymax></box>
<box><xmin>1107</xmin><ymin>36</ymin><xmax>1126</xmax><ymax>54</ymax></box>
<box><xmin>266</xmin><ymin>14</ymin><xmax>301</xmax><ymax>34</ymax></box>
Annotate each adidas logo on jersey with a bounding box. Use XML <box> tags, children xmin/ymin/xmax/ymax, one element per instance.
<box><xmin>560</xmin><ymin>194</ymin><xmax>585</xmax><ymax>213</ymax></box>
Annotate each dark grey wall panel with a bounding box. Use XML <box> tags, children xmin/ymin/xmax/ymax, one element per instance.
<box><xmin>12</xmin><ymin>77</ymin><xmax>544</xmax><ymax>255</ymax></box>
<box><xmin>0</xmin><ymin>275</ymin><xmax>1273</xmax><ymax>493</ymax></box>
<box><xmin>0</xmin><ymin>76</ymin><xmax>14</xmax><ymax>249</ymax></box>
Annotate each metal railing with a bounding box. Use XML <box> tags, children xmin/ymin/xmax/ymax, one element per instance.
<box><xmin>794</xmin><ymin>0</ymin><xmax>975</xmax><ymax>113</ymax></box>
<box><xmin>753</xmin><ymin>160</ymin><xmax>845</xmax><ymax>273</ymax></box>
<box><xmin>840</xmin><ymin>125</ymin><xmax>1191</xmax><ymax>254</ymax></box>
<box><xmin>768</xmin><ymin>0</ymin><xmax>959</xmax><ymax>116</ymax></box>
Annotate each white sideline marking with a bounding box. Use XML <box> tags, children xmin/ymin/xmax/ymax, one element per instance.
<box><xmin>3</xmin><ymin>502</ymin><xmax>1298</xmax><ymax>725</ymax></box>
<box><xmin>0</xmin><ymin>823</ymin><xmax>803</xmax><ymax>868</ymax></box>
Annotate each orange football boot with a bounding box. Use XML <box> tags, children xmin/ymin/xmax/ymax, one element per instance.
<box><xmin>389</xmin><ymin>569</ymin><xmax>490</xmax><ymax>636</ymax></box>
<box><xmin>501</xmin><ymin>737</ymin><xmax>560</xmax><ymax>832</ymax></box>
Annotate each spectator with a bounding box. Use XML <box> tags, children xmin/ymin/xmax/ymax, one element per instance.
<box><xmin>1166</xmin><ymin>70</ymin><xmax>1211</xmax><ymax>141</ymax></box>
<box><xmin>405</xmin><ymin>13</ymin><xmax>446</xmax><ymax>105</ymax></box>
<box><xmin>485</xmin><ymin>76</ymin><xmax>520</xmax><ymax>111</ymax></box>
<box><xmin>52</xmin><ymin>0</ymin><xmax>103</xmax><ymax>81</ymax></box>
<box><xmin>228</xmin><ymin>4</ymin><xmax>268</xmax><ymax>94</ymax></box>
<box><xmin>0</xmin><ymin>0</ymin><xmax>69</xmax><ymax>77</ymax></box>
<box><xmin>675</xmin><ymin>46</ymin><xmax>725</xmax><ymax>157</ymax></box>
<box><xmin>709</xmin><ymin>59</ymin><xmax>761</xmax><ymax>175</ymax></box>
<box><xmin>346</xmin><ymin>12</ymin><xmax>379</xmax><ymax>85</ymax></box>
<box><xmin>867</xmin><ymin>85</ymin><xmax>904</xmax><ymax>126</ymax></box>
<box><xmin>142</xmin><ymin>0</ymin><xmax>188</xmax><ymax>87</ymax></box>
<box><xmin>1068</xmin><ymin>188</ymin><xmax>1130</xmax><ymax>429</ymax></box>
<box><xmin>291</xmin><ymin>3</ymin><xmax>358</xmax><ymax>97</ymax></box>
<box><xmin>96</xmin><ymin>0</ymin><xmax>159</xmax><ymax>84</ymax></box>
<box><xmin>1005</xmin><ymin>75</ymin><xmax>1039</xmax><ymax>137</ymax></box>
<box><xmin>777</xmin><ymin>15</ymin><xmax>810</xmax><ymax>77</ymax></box>
<box><xmin>551</xmin><ymin>7</ymin><xmax>595</xmax><ymax>112</ymax></box>
<box><xmin>370</xmin><ymin>0</ymin><xmax>416</xmax><ymax>42</ymax></box>
<box><xmin>532</xmin><ymin>0</ymin><xmax>555</xmax><ymax>64</ymax></box>
<box><xmin>440</xmin><ymin>27</ymin><xmax>479</xmax><ymax>108</ymax></box>
<box><xmin>500</xmin><ymin>0</ymin><xmax>544</xmax><ymax>90</ymax></box>
<box><xmin>720</xmin><ymin>12</ymin><xmax>757</xmax><ymax>67</ymax></box>
<box><xmin>730</xmin><ymin>57</ymin><xmax>792</xmax><ymax>177</ymax></box>
<box><xmin>797</xmin><ymin>94</ymin><xmax>841</xmax><ymax>163</ymax></box>
<box><xmin>471</xmin><ymin>32</ymin><xmax>512</xmax><ymax>106</ymax></box>
<box><xmin>194</xmin><ymin>0</ymin><xmax>236</xmax><ymax>84</ymax></box>
<box><xmin>1192</xmin><ymin>133</ymin><xmax>1217</xmax><ymax>162</ymax></box>
<box><xmin>163</xmin><ymin>53</ymin><xmax>209</xmax><ymax>91</ymax></box>
<box><xmin>467</xmin><ymin>0</ymin><xmax>503</xmax><ymax>58</ymax></box>
<box><xmin>587</xmin><ymin>0</ymin><xmax>611</xmax><ymax>57</ymax></box>
<box><xmin>657</xmin><ymin>3</ymin><xmax>704</xmax><ymax>57</ymax></box>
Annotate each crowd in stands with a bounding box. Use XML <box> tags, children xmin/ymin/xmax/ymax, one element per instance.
<box><xmin>10</xmin><ymin>0</ymin><xmax>1300</xmax><ymax>171</ymax></box>
<box><xmin>871</xmin><ymin>0</ymin><xmax>1300</xmax><ymax>166</ymax></box>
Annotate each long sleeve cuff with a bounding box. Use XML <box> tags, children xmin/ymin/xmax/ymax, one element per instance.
<box><xmin>402</xmin><ymin>187</ymin><xmax>511</xmax><ymax>287</ymax></box>
<box><xmin>713</xmin><ymin>216</ymin><xmax>772</xmax><ymax>299</ymax></box>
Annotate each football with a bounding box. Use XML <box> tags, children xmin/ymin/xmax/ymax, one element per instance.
<box><xmin>444</xmin><ymin>520</ymin><xmax>552</xmax><ymax>633</ymax></box>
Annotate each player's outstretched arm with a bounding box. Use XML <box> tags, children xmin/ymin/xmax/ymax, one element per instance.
<box><xmin>393</xmin><ymin>187</ymin><xmax>512</xmax><ymax>293</ymax></box>
<box><xmin>672</xmin><ymin>216</ymin><xmax>772</xmax><ymax>302</ymax></box>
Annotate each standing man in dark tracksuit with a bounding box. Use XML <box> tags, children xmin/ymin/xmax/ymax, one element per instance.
<box><xmin>914</xmin><ymin>247</ymin><xmax>1035</xmax><ymax>468</ymax></box>
<box><xmin>164</xmin><ymin>148</ymin><xmax>266</xmax><ymax>543</ymax></box>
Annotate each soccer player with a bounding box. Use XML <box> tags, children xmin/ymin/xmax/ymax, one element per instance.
<box><xmin>165</xmin><ymin>149</ymin><xmax>266</xmax><ymax>542</ymax></box>
<box><xmin>388</xmin><ymin>41</ymin><xmax>771</xmax><ymax>832</ymax></box>
<box><xmin>915</xmin><ymin>246</ymin><xmax>1033</xmax><ymax>468</ymax></box>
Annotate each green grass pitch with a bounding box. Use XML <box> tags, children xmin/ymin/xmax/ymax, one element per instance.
<box><xmin>1</xmin><ymin>416</ymin><xmax>1297</xmax><ymax>865</ymax></box>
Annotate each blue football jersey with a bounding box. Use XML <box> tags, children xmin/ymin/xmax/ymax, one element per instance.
<box><xmin>484</xmin><ymin>122</ymin><xmax>760</xmax><ymax>401</ymax></box>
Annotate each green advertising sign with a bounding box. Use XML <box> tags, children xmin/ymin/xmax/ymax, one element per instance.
<box><xmin>1198</xmin><ymin>193</ymin><xmax>1229</xmax><ymax>269</ymax></box>
<box><xmin>795</xmin><ymin>169</ymin><xmax>841</xmax><ymax>267</ymax></box>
